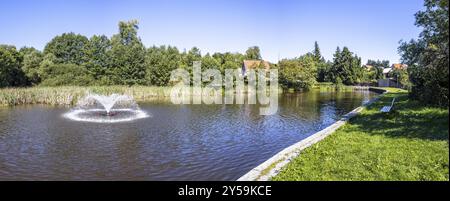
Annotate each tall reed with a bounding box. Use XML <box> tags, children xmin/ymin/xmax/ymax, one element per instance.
<box><xmin>0</xmin><ymin>86</ymin><xmax>173</xmax><ymax>106</ymax></box>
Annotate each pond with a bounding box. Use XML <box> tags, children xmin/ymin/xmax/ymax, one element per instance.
<box><xmin>0</xmin><ymin>90</ymin><xmax>377</xmax><ymax>180</ymax></box>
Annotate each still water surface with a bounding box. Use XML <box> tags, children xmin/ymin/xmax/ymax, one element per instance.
<box><xmin>0</xmin><ymin>90</ymin><xmax>376</xmax><ymax>180</ymax></box>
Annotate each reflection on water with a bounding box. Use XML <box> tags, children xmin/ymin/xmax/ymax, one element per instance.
<box><xmin>0</xmin><ymin>90</ymin><xmax>377</xmax><ymax>180</ymax></box>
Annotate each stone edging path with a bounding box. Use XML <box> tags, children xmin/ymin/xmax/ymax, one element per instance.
<box><xmin>237</xmin><ymin>87</ymin><xmax>387</xmax><ymax>181</ymax></box>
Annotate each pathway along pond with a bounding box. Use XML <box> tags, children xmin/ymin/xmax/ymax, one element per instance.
<box><xmin>0</xmin><ymin>90</ymin><xmax>377</xmax><ymax>180</ymax></box>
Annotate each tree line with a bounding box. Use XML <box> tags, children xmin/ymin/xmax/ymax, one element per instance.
<box><xmin>279</xmin><ymin>41</ymin><xmax>394</xmax><ymax>90</ymax></box>
<box><xmin>1</xmin><ymin>18</ymin><xmax>390</xmax><ymax>91</ymax></box>
<box><xmin>0</xmin><ymin>20</ymin><xmax>268</xmax><ymax>87</ymax></box>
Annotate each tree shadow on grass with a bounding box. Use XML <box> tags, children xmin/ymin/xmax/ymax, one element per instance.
<box><xmin>348</xmin><ymin>92</ymin><xmax>449</xmax><ymax>141</ymax></box>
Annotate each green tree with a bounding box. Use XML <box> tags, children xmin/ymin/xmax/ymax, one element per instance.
<box><xmin>145</xmin><ymin>45</ymin><xmax>181</xmax><ymax>86</ymax></box>
<box><xmin>313</xmin><ymin>41</ymin><xmax>325</xmax><ymax>63</ymax></box>
<box><xmin>39</xmin><ymin>63</ymin><xmax>94</xmax><ymax>86</ymax></box>
<box><xmin>0</xmin><ymin>45</ymin><xmax>27</xmax><ymax>87</ymax></box>
<box><xmin>366</xmin><ymin>59</ymin><xmax>389</xmax><ymax>80</ymax></box>
<box><xmin>85</xmin><ymin>35</ymin><xmax>112</xmax><ymax>83</ymax></box>
<box><xmin>212</xmin><ymin>52</ymin><xmax>224</xmax><ymax>65</ymax></box>
<box><xmin>245</xmin><ymin>46</ymin><xmax>262</xmax><ymax>60</ymax></box>
<box><xmin>202</xmin><ymin>53</ymin><xmax>221</xmax><ymax>71</ymax></box>
<box><xmin>330</xmin><ymin>46</ymin><xmax>363</xmax><ymax>85</ymax></box>
<box><xmin>317</xmin><ymin>61</ymin><xmax>332</xmax><ymax>82</ymax></box>
<box><xmin>399</xmin><ymin>0</ymin><xmax>449</xmax><ymax>106</ymax></box>
<box><xmin>329</xmin><ymin>47</ymin><xmax>342</xmax><ymax>83</ymax></box>
<box><xmin>183</xmin><ymin>47</ymin><xmax>202</xmax><ymax>67</ymax></box>
<box><xmin>367</xmin><ymin>59</ymin><xmax>390</xmax><ymax>68</ymax></box>
<box><xmin>20</xmin><ymin>47</ymin><xmax>43</xmax><ymax>85</ymax></box>
<box><xmin>389</xmin><ymin>68</ymin><xmax>410</xmax><ymax>89</ymax></box>
<box><xmin>299</xmin><ymin>53</ymin><xmax>318</xmax><ymax>78</ymax></box>
<box><xmin>179</xmin><ymin>47</ymin><xmax>202</xmax><ymax>83</ymax></box>
<box><xmin>110</xmin><ymin>20</ymin><xmax>147</xmax><ymax>85</ymax></box>
<box><xmin>43</xmin><ymin>33</ymin><xmax>89</xmax><ymax>65</ymax></box>
<box><xmin>279</xmin><ymin>56</ymin><xmax>317</xmax><ymax>90</ymax></box>
<box><xmin>38</xmin><ymin>53</ymin><xmax>57</xmax><ymax>80</ymax></box>
<box><xmin>222</xmin><ymin>52</ymin><xmax>245</xmax><ymax>69</ymax></box>
<box><xmin>367</xmin><ymin>66</ymin><xmax>384</xmax><ymax>81</ymax></box>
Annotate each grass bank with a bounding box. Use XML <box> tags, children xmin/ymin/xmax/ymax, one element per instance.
<box><xmin>0</xmin><ymin>86</ymin><xmax>173</xmax><ymax>106</ymax></box>
<box><xmin>272</xmin><ymin>88</ymin><xmax>449</xmax><ymax>181</ymax></box>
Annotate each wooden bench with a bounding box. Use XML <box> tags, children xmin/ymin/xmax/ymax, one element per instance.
<box><xmin>380</xmin><ymin>98</ymin><xmax>396</xmax><ymax>113</ymax></box>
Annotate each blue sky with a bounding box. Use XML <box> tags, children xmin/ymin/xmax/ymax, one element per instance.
<box><xmin>0</xmin><ymin>0</ymin><xmax>423</xmax><ymax>63</ymax></box>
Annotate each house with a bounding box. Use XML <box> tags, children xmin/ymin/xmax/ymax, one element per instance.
<box><xmin>241</xmin><ymin>60</ymin><xmax>270</xmax><ymax>77</ymax></box>
<box><xmin>378</xmin><ymin>67</ymin><xmax>407</xmax><ymax>88</ymax></box>
<box><xmin>391</xmin><ymin>63</ymin><xmax>408</xmax><ymax>70</ymax></box>
<box><xmin>382</xmin><ymin>67</ymin><xmax>393</xmax><ymax>77</ymax></box>
<box><xmin>363</xmin><ymin>65</ymin><xmax>374</xmax><ymax>71</ymax></box>
<box><xmin>377</xmin><ymin>68</ymin><xmax>393</xmax><ymax>88</ymax></box>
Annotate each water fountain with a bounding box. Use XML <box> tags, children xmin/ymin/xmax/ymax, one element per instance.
<box><xmin>63</xmin><ymin>93</ymin><xmax>149</xmax><ymax>123</ymax></box>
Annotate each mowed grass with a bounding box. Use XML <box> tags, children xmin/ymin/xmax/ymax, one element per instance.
<box><xmin>273</xmin><ymin>88</ymin><xmax>449</xmax><ymax>181</ymax></box>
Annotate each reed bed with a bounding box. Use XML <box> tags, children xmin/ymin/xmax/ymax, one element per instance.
<box><xmin>0</xmin><ymin>86</ymin><xmax>277</xmax><ymax>106</ymax></box>
<box><xmin>0</xmin><ymin>86</ymin><xmax>173</xmax><ymax>106</ymax></box>
<box><xmin>1</xmin><ymin>84</ymin><xmax>363</xmax><ymax>106</ymax></box>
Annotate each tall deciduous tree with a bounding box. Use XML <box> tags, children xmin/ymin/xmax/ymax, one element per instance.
<box><xmin>0</xmin><ymin>45</ymin><xmax>27</xmax><ymax>87</ymax></box>
<box><xmin>20</xmin><ymin>47</ymin><xmax>43</xmax><ymax>85</ymax></box>
<box><xmin>399</xmin><ymin>0</ymin><xmax>449</xmax><ymax>106</ymax></box>
<box><xmin>245</xmin><ymin>46</ymin><xmax>262</xmax><ymax>60</ymax></box>
<box><xmin>145</xmin><ymin>45</ymin><xmax>181</xmax><ymax>86</ymax></box>
<box><xmin>219</xmin><ymin>52</ymin><xmax>244</xmax><ymax>72</ymax></box>
<box><xmin>110</xmin><ymin>20</ymin><xmax>146</xmax><ymax>85</ymax></box>
<box><xmin>279</xmin><ymin>54</ymin><xmax>317</xmax><ymax>90</ymax></box>
<box><xmin>85</xmin><ymin>35</ymin><xmax>112</xmax><ymax>83</ymax></box>
<box><xmin>43</xmin><ymin>33</ymin><xmax>89</xmax><ymax>65</ymax></box>
<box><xmin>184</xmin><ymin>47</ymin><xmax>202</xmax><ymax>67</ymax></box>
<box><xmin>202</xmin><ymin>53</ymin><xmax>221</xmax><ymax>71</ymax></box>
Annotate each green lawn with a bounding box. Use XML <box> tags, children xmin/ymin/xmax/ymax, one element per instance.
<box><xmin>273</xmin><ymin>88</ymin><xmax>449</xmax><ymax>181</ymax></box>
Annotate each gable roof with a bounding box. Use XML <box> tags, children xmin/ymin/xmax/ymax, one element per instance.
<box><xmin>391</xmin><ymin>63</ymin><xmax>408</xmax><ymax>69</ymax></box>
<box><xmin>383</xmin><ymin>68</ymin><xmax>392</xmax><ymax>74</ymax></box>
<box><xmin>243</xmin><ymin>60</ymin><xmax>270</xmax><ymax>71</ymax></box>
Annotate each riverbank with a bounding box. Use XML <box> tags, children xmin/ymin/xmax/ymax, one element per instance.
<box><xmin>272</xmin><ymin>88</ymin><xmax>449</xmax><ymax>181</ymax></box>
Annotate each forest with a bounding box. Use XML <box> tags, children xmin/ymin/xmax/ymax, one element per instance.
<box><xmin>1</xmin><ymin>20</ymin><xmax>392</xmax><ymax>89</ymax></box>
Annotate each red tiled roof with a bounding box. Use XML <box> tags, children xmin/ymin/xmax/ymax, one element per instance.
<box><xmin>243</xmin><ymin>60</ymin><xmax>270</xmax><ymax>70</ymax></box>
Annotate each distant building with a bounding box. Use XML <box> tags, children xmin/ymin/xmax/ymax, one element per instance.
<box><xmin>377</xmin><ymin>64</ymin><xmax>407</xmax><ymax>88</ymax></box>
<box><xmin>391</xmin><ymin>63</ymin><xmax>408</xmax><ymax>70</ymax></box>
<box><xmin>363</xmin><ymin>65</ymin><xmax>374</xmax><ymax>71</ymax></box>
<box><xmin>377</xmin><ymin>68</ymin><xmax>393</xmax><ymax>87</ymax></box>
<box><xmin>378</xmin><ymin>67</ymin><xmax>404</xmax><ymax>88</ymax></box>
<box><xmin>241</xmin><ymin>60</ymin><xmax>270</xmax><ymax>77</ymax></box>
<box><xmin>382</xmin><ymin>67</ymin><xmax>393</xmax><ymax>77</ymax></box>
